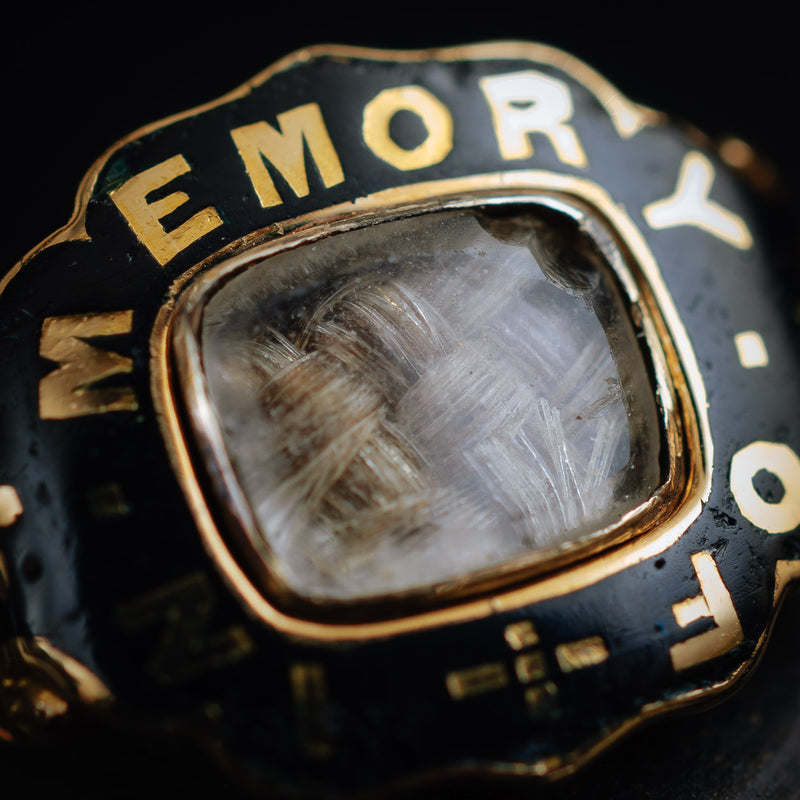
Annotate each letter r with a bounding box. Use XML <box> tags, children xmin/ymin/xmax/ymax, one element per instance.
<box><xmin>479</xmin><ymin>71</ymin><xmax>587</xmax><ymax>168</ymax></box>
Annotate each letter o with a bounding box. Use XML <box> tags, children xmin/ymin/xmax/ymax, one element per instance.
<box><xmin>730</xmin><ymin>441</ymin><xmax>800</xmax><ymax>534</ymax></box>
<box><xmin>363</xmin><ymin>86</ymin><xmax>453</xmax><ymax>171</ymax></box>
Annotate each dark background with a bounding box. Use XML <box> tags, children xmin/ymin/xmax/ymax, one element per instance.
<box><xmin>3</xmin><ymin>5</ymin><xmax>799</xmax><ymax>798</ymax></box>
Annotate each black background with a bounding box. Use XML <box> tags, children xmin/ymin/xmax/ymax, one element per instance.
<box><xmin>3</xmin><ymin>5</ymin><xmax>799</xmax><ymax>798</ymax></box>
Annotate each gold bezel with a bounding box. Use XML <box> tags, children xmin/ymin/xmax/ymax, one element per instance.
<box><xmin>152</xmin><ymin>170</ymin><xmax>712</xmax><ymax>642</ymax></box>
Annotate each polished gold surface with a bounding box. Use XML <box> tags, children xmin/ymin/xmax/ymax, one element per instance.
<box><xmin>0</xmin><ymin>485</ymin><xmax>23</xmax><ymax>527</ymax></box>
<box><xmin>38</xmin><ymin>310</ymin><xmax>137</xmax><ymax>419</ymax></box>
<box><xmin>194</xmin><ymin>206</ymin><xmax>661</xmax><ymax>603</ymax></box>
<box><xmin>32</xmin><ymin>637</ymin><xmax>112</xmax><ymax>705</ymax></box>
<box><xmin>0</xmin><ymin>637</ymin><xmax>111</xmax><ymax>738</ymax></box>
<box><xmin>730</xmin><ymin>441</ymin><xmax>800</xmax><ymax>534</ymax></box>
<box><xmin>0</xmin><ymin>40</ymin><xmax>795</xmax><ymax>791</ymax></box>
<box><xmin>774</xmin><ymin>558</ymin><xmax>800</xmax><ymax>603</ymax></box>
<box><xmin>231</xmin><ymin>103</ymin><xmax>344</xmax><ymax>208</ymax></box>
<box><xmin>643</xmin><ymin>151</ymin><xmax>753</xmax><ymax>250</ymax></box>
<box><xmin>156</xmin><ymin>173</ymin><xmax>710</xmax><ymax>640</ymax></box>
<box><xmin>0</xmin><ymin>39</ymin><xmax>795</xmax><ymax>790</ymax></box>
<box><xmin>669</xmin><ymin>552</ymin><xmax>744</xmax><ymax>672</ymax></box>
<box><xmin>555</xmin><ymin>636</ymin><xmax>609</xmax><ymax>673</ymax></box>
<box><xmin>363</xmin><ymin>86</ymin><xmax>453</xmax><ymax>171</ymax></box>
<box><xmin>110</xmin><ymin>155</ymin><xmax>224</xmax><ymax>266</ymax></box>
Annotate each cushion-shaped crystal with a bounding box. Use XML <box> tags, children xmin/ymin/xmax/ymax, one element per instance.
<box><xmin>196</xmin><ymin>207</ymin><xmax>661</xmax><ymax>602</ymax></box>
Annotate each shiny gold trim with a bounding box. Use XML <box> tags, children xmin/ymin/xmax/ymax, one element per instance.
<box><xmin>0</xmin><ymin>485</ymin><xmax>23</xmax><ymax>527</ymax></box>
<box><xmin>0</xmin><ymin>41</ymin><xmax>657</xmax><ymax>299</ymax></box>
<box><xmin>0</xmin><ymin>40</ymin><xmax>792</xmax><ymax>789</ymax></box>
<box><xmin>153</xmin><ymin>171</ymin><xmax>712</xmax><ymax>641</ymax></box>
<box><xmin>171</xmin><ymin>189</ymin><xmax>663</xmax><ymax>615</ymax></box>
<box><xmin>0</xmin><ymin>637</ymin><xmax>112</xmax><ymax>737</ymax></box>
<box><xmin>774</xmin><ymin>558</ymin><xmax>800</xmax><ymax>602</ymax></box>
<box><xmin>32</xmin><ymin>637</ymin><xmax>112</xmax><ymax>705</ymax></box>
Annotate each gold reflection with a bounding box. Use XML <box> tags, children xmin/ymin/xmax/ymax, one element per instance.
<box><xmin>0</xmin><ymin>486</ymin><xmax>23</xmax><ymax>528</ymax></box>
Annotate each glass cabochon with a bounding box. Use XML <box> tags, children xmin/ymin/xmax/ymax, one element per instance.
<box><xmin>191</xmin><ymin>207</ymin><xmax>662</xmax><ymax>604</ymax></box>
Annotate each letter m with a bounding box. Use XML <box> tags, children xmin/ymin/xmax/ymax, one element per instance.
<box><xmin>231</xmin><ymin>103</ymin><xmax>344</xmax><ymax>208</ymax></box>
<box><xmin>39</xmin><ymin>311</ymin><xmax>137</xmax><ymax>419</ymax></box>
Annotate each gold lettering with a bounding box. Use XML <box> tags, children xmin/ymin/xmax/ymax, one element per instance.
<box><xmin>503</xmin><ymin>620</ymin><xmax>539</xmax><ymax>650</ymax></box>
<box><xmin>110</xmin><ymin>154</ymin><xmax>223</xmax><ymax>266</ymax></box>
<box><xmin>669</xmin><ymin>552</ymin><xmax>743</xmax><ymax>671</ymax></box>
<box><xmin>39</xmin><ymin>311</ymin><xmax>137</xmax><ymax>419</ymax></box>
<box><xmin>734</xmin><ymin>331</ymin><xmax>769</xmax><ymax>369</ymax></box>
<box><xmin>730</xmin><ymin>441</ymin><xmax>800</xmax><ymax>534</ymax></box>
<box><xmin>445</xmin><ymin>662</ymin><xmax>509</xmax><ymax>700</ymax></box>
<box><xmin>231</xmin><ymin>103</ymin><xmax>344</xmax><ymax>208</ymax></box>
<box><xmin>514</xmin><ymin>651</ymin><xmax>547</xmax><ymax>684</ymax></box>
<box><xmin>479</xmin><ymin>71</ymin><xmax>587</xmax><ymax>167</ymax></box>
<box><xmin>555</xmin><ymin>636</ymin><xmax>609</xmax><ymax>673</ymax></box>
<box><xmin>643</xmin><ymin>152</ymin><xmax>753</xmax><ymax>249</ymax></box>
<box><xmin>362</xmin><ymin>86</ymin><xmax>453</xmax><ymax>171</ymax></box>
<box><xmin>289</xmin><ymin>663</ymin><xmax>333</xmax><ymax>759</ymax></box>
<box><xmin>116</xmin><ymin>573</ymin><xmax>254</xmax><ymax>686</ymax></box>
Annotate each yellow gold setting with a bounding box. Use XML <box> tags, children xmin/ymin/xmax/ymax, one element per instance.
<box><xmin>153</xmin><ymin>172</ymin><xmax>712</xmax><ymax>641</ymax></box>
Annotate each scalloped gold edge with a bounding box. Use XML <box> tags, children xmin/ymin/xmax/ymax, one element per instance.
<box><xmin>0</xmin><ymin>40</ymin><xmax>659</xmax><ymax>299</ymax></box>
